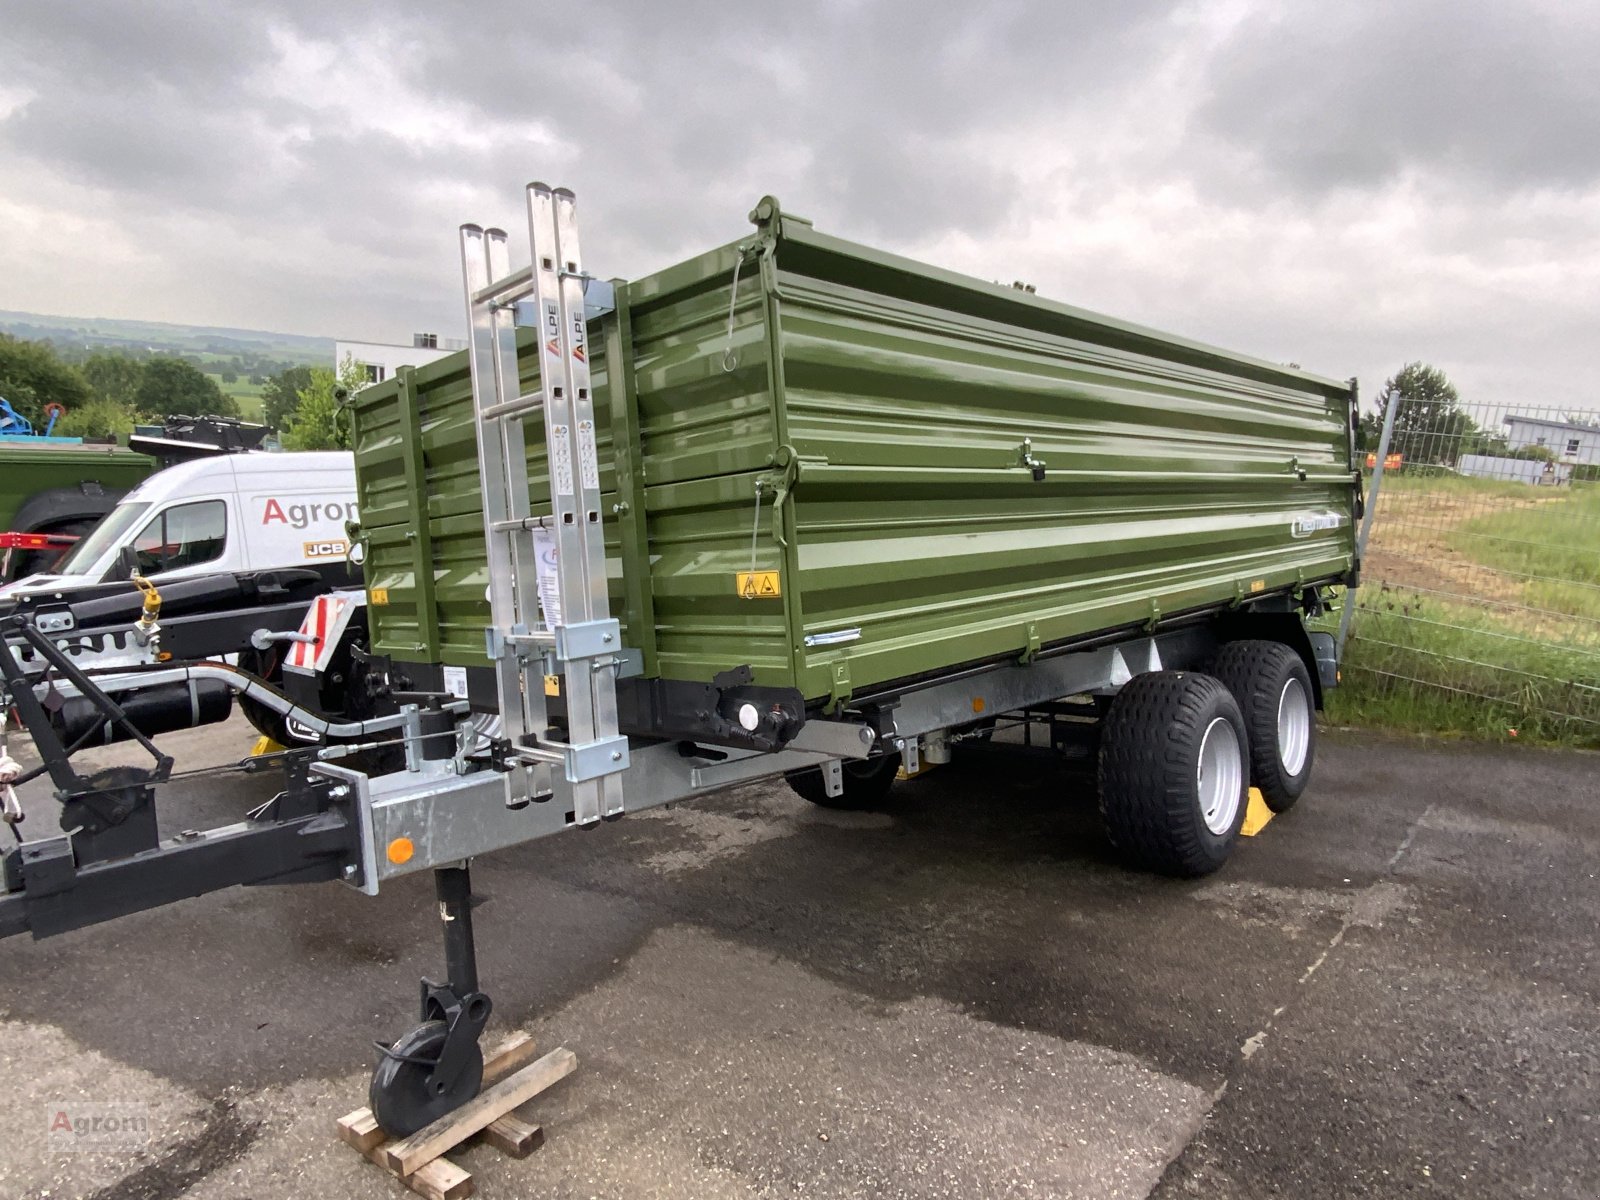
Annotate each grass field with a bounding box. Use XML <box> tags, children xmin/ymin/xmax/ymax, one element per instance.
<box><xmin>218</xmin><ymin>377</ymin><xmax>266</xmax><ymax>421</ymax></box>
<box><xmin>1329</xmin><ymin>474</ymin><xmax>1600</xmax><ymax>747</ymax></box>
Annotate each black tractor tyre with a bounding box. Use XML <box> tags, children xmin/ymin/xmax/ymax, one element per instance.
<box><xmin>1206</xmin><ymin>640</ymin><xmax>1316</xmax><ymax>813</ymax></box>
<box><xmin>1097</xmin><ymin>671</ymin><xmax>1250</xmax><ymax>878</ymax></box>
<box><xmin>10</xmin><ymin>518</ymin><xmax>97</xmax><ymax>580</ymax></box>
<box><xmin>785</xmin><ymin>754</ymin><xmax>901</xmax><ymax>810</ymax></box>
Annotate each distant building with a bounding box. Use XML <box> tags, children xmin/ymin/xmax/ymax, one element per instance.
<box><xmin>335</xmin><ymin>333</ymin><xmax>466</xmax><ymax>385</ymax></box>
<box><xmin>1502</xmin><ymin>415</ymin><xmax>1600</xmax><ymax>466</ymax></box>
<box><xmin>1459</xmin><ymin>454</ymin><xmax>1573</xmax><ymax>486</ymax></box>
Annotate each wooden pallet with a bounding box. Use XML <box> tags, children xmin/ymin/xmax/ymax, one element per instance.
<box><xmin>336</xmin><ymin>1033</ymin><xmax>576</xmax><ymax>1200</ymax></box>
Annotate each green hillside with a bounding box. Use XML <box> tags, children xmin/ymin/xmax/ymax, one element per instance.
<box><xmin>0</xmin><ymin>310</ymin><xmax>334</xmax><ymax>419</ymax></box>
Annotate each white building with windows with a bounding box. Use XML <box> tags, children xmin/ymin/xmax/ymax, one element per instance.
<box><xmin>334</xmin><ymin>333</ymin><xmax>466</xmax><ymax>385</ymax></box>
<box><xmin>1502</xmin><ymin>415</ymin><xmax>1600</xmax><ymax>466</ymax></box>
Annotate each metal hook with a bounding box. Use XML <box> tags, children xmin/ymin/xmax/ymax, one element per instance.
<box><xmin>722</xmin><ymin>245</ymin><xmax>753</xmax><ymax>372</ymax></box>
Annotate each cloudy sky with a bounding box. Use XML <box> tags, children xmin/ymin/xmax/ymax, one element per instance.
<box><xmin>2</xmin><ymin>0</ymin><xmax>1596</xmax><ymax>414</ymax></box>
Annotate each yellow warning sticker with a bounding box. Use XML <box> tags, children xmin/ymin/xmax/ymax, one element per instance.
<box><xmin>736</xmin><ymin>570</ymin><xmax>782</xmax><ymax>599</ymax></box>
<box><xmin>544</xmin><ymin>674</ymin><xmax>561</xmax><ymax>697</ymax></box>
<box><xmin>369</xmin><ymin>587</ymin><xmax>390</xmax><ymax>606</ymax></box>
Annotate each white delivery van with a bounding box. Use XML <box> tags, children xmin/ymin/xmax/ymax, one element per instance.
<box><xmin>0</xmin><ymin>451</ymin><xmax>358</xmax><ymax>597</ymax></box>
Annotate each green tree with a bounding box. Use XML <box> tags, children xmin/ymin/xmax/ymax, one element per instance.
<box><xmin>133</xmin><ymin>355</ymin><xmax>237</xmax><ymax>419</ymax></box>
<box><xmin>282</xmin><ymin>357</ymin><xmax>365</xmax><ymax>451</ymax></box>
<box><xmin>55</xmin><ymin>398</ymin><xmax>136</xmax><ymax>440</ymax></box>
<box><xmin>80</xmin><ymin>351</ymin><xmax>145</xmax><ymax>409</ymax></box>
<box><xmin>260</xmin><ymin>365</ymin><xmax>314</xmax><ymax>433</ymax></box>
<box><xmin>1379</xmin><ymin>362</ymin><xmax>1473</xmax><ymax>466</ymax></box>
<box><xmin>0</xmin><ymin>334</ymin><xmax>93</xmax><ymax>425</ymax></box>
<box><xmin>1356</xmin><ymin>410</ymin><xmax>1384</xmax><ymax>454</ymax></box>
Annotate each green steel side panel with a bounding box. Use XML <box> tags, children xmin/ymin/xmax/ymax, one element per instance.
<box><xmin>627</xmin><ymin>240</ymin><xmax>778</xmax><ymax>486</ymax></box>
<box><xmin>763</xmin><ymin>235</ymin><xmax>1355</xmax><ymax>700</ymax></box>
<box><xmin>352</xmin><ymin>326</ymin><xmax>629</xmax><ymax>667</ymax></box>
<box><xmin>642</xmin><ymin>470</ymin><xmax>795</xmax><ymax>686</ymax></box>
<box><xmin>351</xmin><ymin>198</ymin><xmax>1358</xmax><ymax>706</ymax></box>
<box><xmin>602</xmin><ymin>282</ymin><xmax>661</xmax><ymax>678</ymax></box>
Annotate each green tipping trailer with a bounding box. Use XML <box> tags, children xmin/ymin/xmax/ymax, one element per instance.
<box><xmin>352</xmin><ymin>196</ymin><xmax>1358</xmax><ymax>716</ymax></box>
<box><xmin>0</xmin><ymin>187</ymin><xmax>1364</xmax><ymax>1143</ymax></box>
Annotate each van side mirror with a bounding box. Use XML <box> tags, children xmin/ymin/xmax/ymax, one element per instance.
<box><xmin>116</xmin><ymin>545</ymin><xmax>140</xmax><ymax>579</ymax></box>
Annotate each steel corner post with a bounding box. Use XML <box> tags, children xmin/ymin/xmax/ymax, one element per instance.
<box><xmin>1337</xmin><ymin>383</ymin><xmax>1400</xmax><ymax>657</ymax></box>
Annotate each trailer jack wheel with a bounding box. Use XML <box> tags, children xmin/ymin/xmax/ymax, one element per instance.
<box><xmin>370</xmin><ymin>1013</ymin><xmax>486</xmax><ymax>1137</ymax></box>
<box><xmin>370</xmin><ymin>865</ymin><xmax>492</xmax><ymax>1137</ymax></box>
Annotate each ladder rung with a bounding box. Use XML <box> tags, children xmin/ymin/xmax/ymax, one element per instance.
<box><xmin>511</xmin><ymin>744</ymin><xmax>565</xmax><ymax>767</ymax></box>
<box><xmin>504</xmin><ymin>630</ymin><xmax>556</xmax><ymax>649</ymax></box>
<box><xmin>471</xmin><ymin>265</ymin><xmax>535</xmax><ymax>306</ymax></box>
<box><xmin>481</xmin><ymin>393</ymin><xmax>544</xmax><ymax>421</ymax></box>
<box><xmin>490</xmin><ymin>515</ymin><xmax>554</xmax><ymax>534</ymax></box>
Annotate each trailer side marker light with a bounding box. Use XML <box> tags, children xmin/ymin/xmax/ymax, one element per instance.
<box><xmin>387</xmin><ymin>837</ymin><xmax>415</xmax><ymax>864</ymax></box>
<box><xmin>1240</xmin><ymin>788</ymin><xmax>1274</xmax><ymax>837</ymax></box>
<box><xmin>971</xmin><ymin>697</ymin><xmax>985</xmax><ymax>713</ymax></box>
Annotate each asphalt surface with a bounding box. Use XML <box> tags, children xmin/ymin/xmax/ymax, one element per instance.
<box><xmin>0</xmin><ymin>717</ymin><xmax>1595</xmax><ymax>1198</ymax></box>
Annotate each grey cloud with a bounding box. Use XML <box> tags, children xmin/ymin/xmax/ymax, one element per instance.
<box><xmin>0</xmin><ymin>0</ymin><xmax>1596</xmax><ymax>415</ymax></box>
<box><xmin>0</xmin><ymin>0</ymin><xmax>1182</xmax><ymax>257</ymax></box>
<box><xmin>385</xmin><ymin>0</ymin><xmax>1184</xmax><ymax>240</ymax></box>
<box><xmin>1196</xmin><ymin>1</ymin><xmax>1600</xmax><ymax>195</ymax></box>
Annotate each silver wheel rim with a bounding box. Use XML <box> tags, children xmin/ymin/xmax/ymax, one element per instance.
<box><xmin>1277</xmin><ymin>677</ymin><xmax>1311</xmax><ymax>777</ymax></box>
<box><xmin>1197</xmin><ymin>716</ymin><xmax>1243</xmax><ymax>835</ymax></box>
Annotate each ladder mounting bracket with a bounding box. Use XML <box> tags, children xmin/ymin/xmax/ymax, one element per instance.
<box><xmin>554</xmin><ymin>619</ymin><xmax>620</xmax><ymax>662</ymax></box>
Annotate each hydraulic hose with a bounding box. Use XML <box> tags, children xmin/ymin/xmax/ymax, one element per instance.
<box><xmin>58</xmin><ymin>659</ymin><xmax>462</xmax><ymax>739</ymax></box>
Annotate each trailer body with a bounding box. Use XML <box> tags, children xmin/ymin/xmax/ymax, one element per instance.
<box><xmin>0</xmin><ymin>189</ymin><xmax>1363</xmax><ymax>1144</ymax></box>
<box><xmin>351</xmin><ymin>199</ymin><xmax>1357</xmax><ymax>715</ymax></box>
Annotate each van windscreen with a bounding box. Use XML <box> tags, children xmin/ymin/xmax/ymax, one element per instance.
<box><xmin>53</xmin><ymin>502</ymin><xmax>151</xmax><ymax>576</ymax></box>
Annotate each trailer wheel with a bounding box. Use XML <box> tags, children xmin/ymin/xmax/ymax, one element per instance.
<box><xmin>1097</xmin><ymin>671</ymin><xmax>1248</xmax><ymax>877</ymax></box>
<box><xmin>1207</xmin><ymin>640</ymin><xmax>1315</xmax><ymax>813</ymax></box>
<box><xmin>785</xmin><ymin>755</ymin><xmax>900</xmax><ymax>810</ymax></box>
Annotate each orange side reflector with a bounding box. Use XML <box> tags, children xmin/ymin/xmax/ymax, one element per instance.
<box><xmin>386</xmin><ymin>837</ymin><xmax>415</xmax><ymax>865</ymax></box>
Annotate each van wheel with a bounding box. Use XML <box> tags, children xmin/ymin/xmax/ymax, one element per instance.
<box><xmin>785</xmin><ymin>756</ymin><xmax>900</xmax><ymax>810</ymax></box>
<box><xmin>1097</xmin><ymin>671</ymin><xmax>1248</xmax><ymax>877</ymax></box>
<box><xmin>1207</xmin><ymin>641</ymin><xmax>1315</xmax><ymax>813</ymax></box>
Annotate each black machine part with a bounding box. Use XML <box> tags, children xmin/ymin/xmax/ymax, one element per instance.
<box><xmin>0</xmin><ymin>617</ymin><xmax>502</xmax><ymax>1138</ymax></box>
<box><xmin>614</xmin><ymin>667</ymin><xmax>805</xmax><ymax>752</ymax></box>
<box><xmin>401</xmin><ymin>657</ymin><xmax>808</xmax><ymax>754</ymax></box>
<box><xmin>49</xmin><ymin>679</ymin><xmax>234</xmax><ymax>747</ymax></box>
<box><xmin>127</xmin><ymin>415</ymin><xmax>272</xmax><ymax>466</ymax></box>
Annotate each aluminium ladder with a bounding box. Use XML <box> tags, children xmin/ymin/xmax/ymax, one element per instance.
<box><xmin>458</xmin><ymin>184</ymin><xmax>628</xmax><ymax>822</ymax></box>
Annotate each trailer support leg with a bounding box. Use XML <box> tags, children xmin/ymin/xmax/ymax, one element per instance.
<box><xmin>435</xmin><ymin>865</ymin><xmax>479</xmax><ymax>995</ymax></box>
<box><xmin>369</xmin><ymin>864</ymin><xmax>493</xmax><ymax>1138</ymax></box>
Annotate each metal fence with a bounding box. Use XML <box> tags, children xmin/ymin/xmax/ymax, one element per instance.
<box><xmin>1337</xmin><ymin>395</ymin><xmax>1600</xmax><ymax>743</ymax></box>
